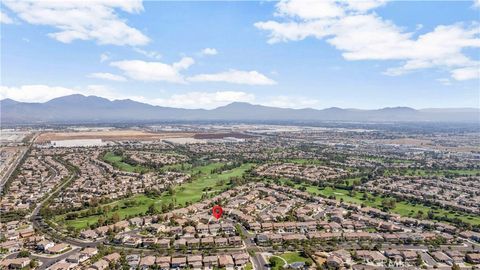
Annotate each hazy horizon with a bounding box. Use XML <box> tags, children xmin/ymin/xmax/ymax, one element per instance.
<box><xmin>1</xmin><ymin>1</ymin><xmax>479</xmax><ymax>110</ymax></box>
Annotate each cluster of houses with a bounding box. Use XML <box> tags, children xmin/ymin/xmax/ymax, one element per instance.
<box><xmin>126</xmin><ymin>150</ymin><xmax>189</xmax><ymax>166</ymax></box>
<box><xmin>82</xmin><ymin>251</ymin><xmax>249</xmax><ymax>270</ymax></box>
<box><xmin>359</xmin><ymin>175</ymin><xmax>480</xmax><ymax>215</ymax></box>
<box><xmin>48</xmin><ymin>149</ymin><xmax>190</xmax><ymax>210</ymax></box>
<box><xmin>0</xmin><ymin>151</ymin><xmax>69</xmax><ymax>212</ymax></box>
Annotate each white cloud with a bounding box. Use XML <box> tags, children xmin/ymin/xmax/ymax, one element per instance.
<box><xmin>188</xmin><ymin>70</ymin><xmax>276</xmax><ymax>85</ymax></box>
<box><xmin>1</xmin><ymin>11</ymin><xmax>14</xmax><ymax>24</ymax></box>
<box><xmin>261</xmin><ymin>95</ymin><xmax>319</xmax><ymax>109</ymax></box>
<box><xmin>100</xmin><ymin>53</ymin><xmax>110</xmax><ymax>63</ymax></box>
<box><xmin>451</xmin><ymin>65</ymin><xmax>480</xmax><ymax>81</ymax></box>
<box><xmin>133</xmin><ymin>48</ymin><xmax>162</xmax><ymax>59</ymax></box>
<box><xmin>474</xmin><ymin>0</ymin><xmax>480</xmax><ymax>8</ymax></box>
<box><xmin>0</xmin><ymin>85</ymin><xmax>78</xmax><ymax>102</ymax></box>
<box><xmin>88</xmin><ymin>72</ymin><xmax>126</xmax><ymax>82</ymax></box>
<box><xmin>110</xmin><ymin>57</ymin><xmax>194</xmax><ymax>83</ymax></box>
<box><xmin>255</xmin><ymin>0</ymin><xmax>480</xmax><ymax>81</ymax></box>
<box><xmin>148</xmin><ymin>91</ymin><xmax>255</xmax><ymax>109</ymax></box>
<box><xmin>0</xmin><ymin>84</ymin><xmax>144</xmax><ymax>103</ymax></box>
<box><xmin>3</xmin><ymin>0</ymin><xmax>149</xmax><ymax>46</ymax></box>
<box><xmin>201</xmin><ymin>48</ymin><xmax>218</xmax><ymax>56</ymax></box>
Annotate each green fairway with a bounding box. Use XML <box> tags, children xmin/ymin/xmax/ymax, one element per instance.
<box><xmin>277</xmin><ymin>179</ymin><xmax>480</xmax><ymax>226</ymax></box>
<box><xmin>103</xmin><ymin>152</ymin><xmax>150</xmax><ymax>173</ymax></box>
<box><xmin>55</xmin><ymin>162</ymin><xmax>254</xmax><ymax>230</ymax></box>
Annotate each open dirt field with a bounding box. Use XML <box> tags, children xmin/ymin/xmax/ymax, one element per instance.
<box><xmin>35</xmin><ymin>130</ymin><xmax>194</xmax><ymax>143</ymax></box>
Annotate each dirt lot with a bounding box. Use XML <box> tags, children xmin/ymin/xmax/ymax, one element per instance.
<box><xmin>35</xmin><ymin>130</ymin><xmax>194</xmax><ymax>143</ymax></box>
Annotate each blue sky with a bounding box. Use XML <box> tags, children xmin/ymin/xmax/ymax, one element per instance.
<box><xmin>1</xmin><ymin>0</ymin><xmax>479</xmax><ymax>109</ymax></box>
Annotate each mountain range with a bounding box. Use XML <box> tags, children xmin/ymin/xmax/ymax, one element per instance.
<box><xmin>1</xmin><ymin>94</ymin><xmax>479</xmax><ymax>124</ymax></box>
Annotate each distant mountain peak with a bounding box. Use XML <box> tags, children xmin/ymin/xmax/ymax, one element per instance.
<box><xmin>1</xmin><ymin>95</ymin><xmax>478</xmax><ymax>124</ymax></box>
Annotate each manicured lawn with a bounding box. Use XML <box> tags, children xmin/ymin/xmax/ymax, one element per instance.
<box><xmin>269</xmin><ymin>257</ymin><xmax>286</xmax><ymax>270</ymax></box>
<box><xmin>280</xmin><ymin>252</ymin><xmax>312</xmax><ymax>264</ymax></box>
<box><xmin>277</xmin><ymin>179</ymin><xmax>480</xmax><ymax>226</ymax></box>
<box><xmin>103</xmin><ymin>152</ymin><xmax>150</xmax><ymax>173</ymax></box>
<box><xmin>56</xmin><ymin>162</ymin><xmax>254</xmax><ymax>230</ymax></box>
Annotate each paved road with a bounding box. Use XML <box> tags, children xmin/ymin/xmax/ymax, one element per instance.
<box><xmin>233</xmin><ymin>221</ymin><xmax>268</xmax><ymax>270</ymax></box>
<box><xmin>0</xmin><ymin>147</ymin><xmax>28</xmax><ymax>193</ymax></box>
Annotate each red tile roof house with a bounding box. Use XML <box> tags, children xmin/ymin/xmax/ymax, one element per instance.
<box><xmin>139</xmin><ymin>255</ymin><xmax>156</xmax><ymax>269</ymax></box>
<box><xmin>157</xmin><ymin>238</ymin><xmax>171</xmax><ymax>249</ymax></box>
<box><xmin>232</xmin><ymin>253</ymin><xmax>250</xmax><ymax>266</ymax></box>
<box><xmin>201</xmin><ymin>236</ymin><xmax>215</xmax><ymax>247</ymax></box>
<box><xmin>218</xmin><ymin>255</ymin><xmax>235</xmax><ymax>268</ymax></box>
<box><xmin>203</xmin><ymin>256</ymin><xmax>218</xmax><ymax>268</ymax></box>
<box><xmin>228</xmin><ymin>236</ymin><xmax>242</xmax><ymax>246</ymax></box>
<box><xmin>155</xmin><ymin>256</ymin><xmax>171</xmax><ymax>269</ymax></box>
<box><xmin>174</xmin><ymin>238</ymin><xmax>187</xmax><ymax>249</ymax></box>
<box><xmin>187</xmin><ymin>238</ymin><xmax>200</xmax><ymax>248</ymax></box>
<box><xmin>187</xmin><ymin>255</ymin><xmax>203</xmax><ymax>269</ymax></box>
<box><xmin>171</xmin><ymin>257</ymin><xmax>187</xmax><ymax>268</ymax></box>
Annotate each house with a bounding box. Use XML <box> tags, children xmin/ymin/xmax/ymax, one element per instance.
<box><xmin>91</xmin><ymin>259</ymin><xmax>109</xmax><ymax>270</ymax></box>
<box><xmin>142</xmin><ymin>237</ymin><xmax>157</xmax><ymax>247</ymax></box>
<box><xmin>221</xmin><ymin>223</ymin><xmax>236</xmax><ymax>235</ymax></box>
<box><xmin>228</xmin><ymin>236</ymin><xmax>242</xmax><ymax>246</ymax></box>
<box><xmin>0</xmin><ymin>258</ymin><xmax>31</xmax><ymax>269</ymax></box>
<box><xmin>203</xmin><ymin>256</ymin><xmax>218</xmax><ymax>268</ymax></box>
<box><xmin>104</xmin><ymin>253</ymin><xmax>121</xmax><ymax>263</ymax></box>
<box><xmin>80</xmin><ymin>247</ymin><xmax>98</xmax><ymax>260</ymax></box>
<box><xmin>139</xmin><ymin>256</ymin><xmax>156</xmax><ymax>269</ymax></box>
<box><xmin>197</xmin><ymin>224</ymin><xmax>209</xmax><ymax>235</ymax></box>
<box><xmin>18</xmin><ymin>228</ymin><xmax>35</xmax><ymax>238</ymax></box>
<box><xmin>431</xmin><ymin>251</ymin><xmax>453</xmax><ymax>265</ymax></box>
<box><xmin>47</xmin><ymin>243</ymin><xmax>70</xmax><ymax>254</ymax></box>
<box><xmin>201</xmin><ymin>237</ymin><xmax>214</xmax><ymax>247</ymax></box>
<box><xmin>129</xmin><ymin>217</ymin><xmax>143</xmax><ymax>227</ymax></box>
<box><xmin>171</xmin><ymin>257</ymin><xmax>187</xmax><ymax>268</ymax></box>
<box><xmin>355</xmin><ymin>251</ymin><xmax>387</xmax><ymax>265</ymax></box>
<box><xmin>127</xmin><ymin>255</ymin><xmax>140</xmax><ymax>269</ymax></box>
<box><xmin>187</xmin><ymin>238</ymin><xmax>200</xmax><ymax>248</ymax></box>
<box><xmin>232</xmin><ymin>253</ymin><xmax>249</xmax><ymax>266</ymax></box>
<box><xmin>158</xmin><ymin>238</ymin><xmax>170</xmax><ymax>249</ymax></box>
<box><xmin>36</xmin><ymin>240</ymin><xmax>54</xmax><ymax>251</ymax></box>
<box><xmin>209</xmin><ymin>224</ymin><xmax>221</xmax><ymax>235</ymax></box>
<box><xmin>66</xmin><ymin>254</ymin><xmax>81</xmax><ymax>264</ymax></box>
<box><xmin>48</xmin><ymin>262</ymin><xmax>73</xmax><ymax>270</ymax></box>
<box><xmin>218</xmin><ymin>255</ymin><xmax>235</xmax><ymax>268</ymax></box>
<box><xmin>326</xmin><ymin>255</ymin><xmax>343</xmax><ymax>269</ymax></box>
<box><xmin>80</xmin><ymin>230</ymin><xmax>98</xmax><ymax>240</ymax></box>
<box><xmin>466</xmin><ymin>253</ymin><xmax>480</xmax><ymax>264</ymax></box>
<box><xmin>156</xmin><ymin>256</ymin><xmax>171</xmax><ymax>269</ymax></box>
<box><xmin>174</xmin><ymin>238</ymin><xmax>187</xmax><ymax>249</ymax></box>
<box><xmin>215</xmin><ymin>237</ymin><xmax>228</xmax><ymax>247</ymax></box>
<box><xmin>187</xmin><ymin>255</ymin><xmax>203</xmax><ymax>269</ymax></box>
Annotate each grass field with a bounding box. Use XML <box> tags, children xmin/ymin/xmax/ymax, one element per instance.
<box><xmin>280</xmin><ymin>252</ymin><xmax>313</xmax><ymax>264</ymax></box>
<box><xmin>56</xmin><ymin>162</ymin><xmax>254</xmax><ymax>229</ymax></box>
<box><xmin>103</xmin><ymin>152</ymin><xmax>150</xmax><ymax>173</ymax></box>
<box><xmin>278</xmin><ymin>179</ymin><xmax>480</xmax><ymax>226</ymax></box>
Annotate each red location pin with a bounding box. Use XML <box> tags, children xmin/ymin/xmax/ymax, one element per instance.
<box><xmin>212</xmin><ymin>205</ymin><xmax>223</xmax><ymax>219</ymax></box>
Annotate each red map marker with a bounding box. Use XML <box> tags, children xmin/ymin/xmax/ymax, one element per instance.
<box><xmin>212</xmin><ymin>205</ymin><xmax>223</xmax><ymax>219</ymax></box>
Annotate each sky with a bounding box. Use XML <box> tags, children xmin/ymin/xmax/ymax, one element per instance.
<box><xmin>0</xmin><ymin>0</ymin><xmax>479</xmax><ymax>109</ymax></box>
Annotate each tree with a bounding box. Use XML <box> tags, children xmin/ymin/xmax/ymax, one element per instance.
<box><xmin>111</xmin><ymin>213</ymin><xmax>120</xmax><ymax>223</ymax></box>
<box><xmin>18</xmin><ymin>250</ymin><xmax>30</xmax><ymax>258</ymax></box>
<box><xmin>147</xmin><ymin>204</ymin><xmax>157</xmax><ymax>215</ymax></box>
<box><xmin>452</xmin><ymin>263</ymin><xmax>460</xmax><ymax>270</ymax></box>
